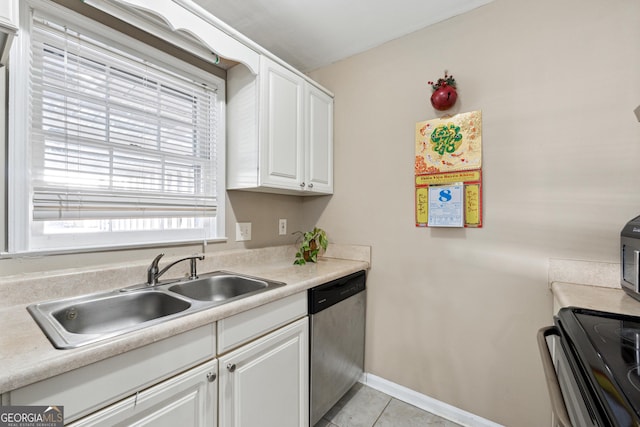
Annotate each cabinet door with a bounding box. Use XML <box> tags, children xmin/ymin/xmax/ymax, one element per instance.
<box><xmin>219</xmin><ymin>317</ymin><xmax>309</xmax><ymax>427</ymax></box>
<box><xmin>305</xmin><ymin>85</ymin><xmax>333</xmax><ymax>194</ymax></box>
<box><xmin>0</xmin><ymin>0</ymin><xmax>17</xmax><ymax>31</ymax></box>
<box><xmin>259</xmin><ymin>57</ymin><xmax>305</xmax><ymax>190</ymax></box>
<box><xmin>0</xmin><ymin>0</ymin><xmax>17</xmax><ymax>64</ymax></box>
<box><xmin>9</xmin><ymin>324</ymin><xmax>215</xmax><ymax>423</ymax></box>
<box><xmin>69</xmin><ymin>359</ymin><xmax>218</xmax><ymax>427</ymax></box>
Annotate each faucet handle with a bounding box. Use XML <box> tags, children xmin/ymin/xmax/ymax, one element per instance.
<box><xmin>147</xmin><ymin>253</ymin><xmax>165</xmax><ymax>285</ymax></box>
<box><xmin>151</xmin><ymin>253</ymin><xmax>165</xmax><ymax>267</ymax></box>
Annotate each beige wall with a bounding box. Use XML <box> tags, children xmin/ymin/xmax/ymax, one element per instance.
<box><xmin>307</xmin><ymin>0</ymin><xmax>640</xmax><ymax>425</ymax></box>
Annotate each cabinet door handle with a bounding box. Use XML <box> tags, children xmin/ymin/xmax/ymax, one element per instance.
<box><xmin>299</xmin><ymin>182</ymin><xmax>305</xmax><ymax>188</ymax></box>
<box><xmin>227</xmin><ymin>363</ymin><xmax>236</xmax><ymax>372</ymax></box>
<box><xmin>206</xmin><ymin>372</ymin><xmax>217</xmax><ymax>382</ymax></box>
<box><xmin>308</xmin><ymin>183</ymin><xmax>314</xmax><ymax>189</ymax></box>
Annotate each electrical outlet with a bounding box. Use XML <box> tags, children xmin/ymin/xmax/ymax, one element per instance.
<box><xmin>279</xmin><ymin>219</ymin><xmax>287</xmax><ymax>236</ymax></box>
<box><xmin>235</xmin><ymin>222</ymin><xmax>252</xmax><ymax>241</ymax></box>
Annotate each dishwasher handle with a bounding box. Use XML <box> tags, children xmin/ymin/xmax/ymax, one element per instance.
<box><xmin>537</xmin><ymin>326</ymin><xmax>573</xmax><ymax>427</ymax></box>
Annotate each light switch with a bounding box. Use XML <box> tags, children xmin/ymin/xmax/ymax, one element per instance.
<box><xmin>279</xmin><ymin>219</ymin><xmax>287</xmax><ymax>236</ymax></box>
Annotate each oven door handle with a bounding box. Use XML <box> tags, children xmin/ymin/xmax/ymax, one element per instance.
<box><xmin>538</xmin><ymin>326</ymin><xmax>573</xmax><ymax>427</ymax></box>
<box><xmin>634</xmin><ymin>249</ymin><xmax>640</xmax><ymax>292</ymax></box>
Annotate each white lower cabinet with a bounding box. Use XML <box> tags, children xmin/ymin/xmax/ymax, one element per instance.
<box><xmin>69</xmin><ymin>359</ymin><xmax>218</xmax><ymax>427</ymax></box>
<box><xmin>219</xmin><ymin>317</ymin><xmax>309</xmax><ymax>427</ymax></box>
<box><xmin>7</xmin><ymin>324</ymin><xmax>216</xmax><ymax>423</ymax></box>
<box><xmin>7</xmin><ymin>294</ymin><xmax>309</xmax><ymax>427</ymax></box>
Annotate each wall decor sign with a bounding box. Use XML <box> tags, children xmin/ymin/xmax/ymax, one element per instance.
<box><xmin>428</xmin><ymin>71</ymin><xmax>458</xmax><ymax>111</ymax></box>
<box><xmin>415</xmin><ymin>110</ymin><xmax>483</xmax><ymax>227</ymax></box>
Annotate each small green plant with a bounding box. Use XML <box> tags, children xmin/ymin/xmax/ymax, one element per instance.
<box><xmin>293</xmin><ymin>227</ymin><xmax>328</xmax><ymax>265</ymax></box>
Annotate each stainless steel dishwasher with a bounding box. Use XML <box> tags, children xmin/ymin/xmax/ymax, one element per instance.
<box><xmin>308</xmin><ymin>270</ymin><xmax>366</xmax><ymax>426</ymax></box>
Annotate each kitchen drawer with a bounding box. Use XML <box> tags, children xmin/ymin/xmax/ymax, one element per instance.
<box><xmin>8</xmin><ymin>323</ymin><xmax>215</xmax><ymax>423</ymax></box>
<box><xmin>217</xmin><ymin>292</ymin><xmax>306</xmax><ymax>354</ymax></box>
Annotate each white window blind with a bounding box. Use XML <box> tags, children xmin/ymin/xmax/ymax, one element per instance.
<box><xmin>29</xmin><ymin>17</ymin><xmax>219</xmax><ymax>227</ymax></box>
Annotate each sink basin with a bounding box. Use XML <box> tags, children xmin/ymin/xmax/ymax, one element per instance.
<box><xmin>168</xmin><ymin>272</ymin><xmax>285</xmax><ymax>302</ymax></box>
<box><xmin>27</xmin><ymin>271</ymin><xmax>286</xmax><ymax>349</ymax></box>
<box><xmin>51</xmin><ymin>292</ymin><xmax>191</xmax><ymax>335</ymax></box>
<box><xmin>28</xmin><ymin>290</ymin><xmax>192</xmax><ymax>349</ymax></box>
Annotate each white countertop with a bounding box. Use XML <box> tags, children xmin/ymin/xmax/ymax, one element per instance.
<box><xmin>0</xmin><ymin>245</ymin><xmax>370</xmax><ymax>394</ymax></box>
<box><xmin>551</xmin><ymin>281</ymin><xmax>640</xmax><ymax>316</ymax></box>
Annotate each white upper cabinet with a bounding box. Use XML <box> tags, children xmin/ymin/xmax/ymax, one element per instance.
<box><xmin>305</xmin><ymin>84</ymin><xmax>334</xmax><ymax>194</ymax></box>
<box><xmin>259</xmin><ymin>57</ymin><xmax>306</xmax><ymax>191</ymax></box>
<box><xmin>227</xmin><ymin>56</ymin><xmax>334</xmax><ymax>195</ymax></box>
<box><xmin>0</xmin><ymin>0</ymin><xmax>18</xmax><ymax>65</ymax></box>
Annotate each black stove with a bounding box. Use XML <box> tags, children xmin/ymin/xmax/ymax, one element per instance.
<box><xmin>556</xmin><ymin>307</ymin><xmax>640</xmax><ymax>426</ymax></box>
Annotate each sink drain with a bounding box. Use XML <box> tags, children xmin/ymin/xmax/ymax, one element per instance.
<box><xmin>65</xmin><ymin>308</ymin><xmax>78</xmax><ymax>320</ymax></box>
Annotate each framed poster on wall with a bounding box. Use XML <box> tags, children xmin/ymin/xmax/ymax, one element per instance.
<box><xmin>415</xmin><ymin>110</ymin><xmax>483</xmax><ymax>228</ymax></box>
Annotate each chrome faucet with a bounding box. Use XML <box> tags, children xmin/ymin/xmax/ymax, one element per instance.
<box><xmin>147</xmin><ymin>253</ymin><xmax>205</xmax><ymax>286</ymax></box>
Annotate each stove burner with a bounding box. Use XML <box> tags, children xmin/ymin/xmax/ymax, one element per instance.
<box><xmin>594</xmin><ymin>322</ymin><xmax>619</xmax><ymax>343</ymax></box>
<box><xmin>628</xmin><ymin>366</ymin><xmax>640</xmax><ymax>393</ymax></box>
<box><xmin>593</xmin><ymin>323</ymin><xmax>640</xmax><ymax>348</ymax></box>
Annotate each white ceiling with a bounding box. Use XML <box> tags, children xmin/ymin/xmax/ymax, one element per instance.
<box><xmin>193</xmin><ymin>0</ymin><xmax>494</xmax><ymax>72</ymax></box>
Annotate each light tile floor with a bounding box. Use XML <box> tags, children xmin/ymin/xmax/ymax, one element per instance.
<box><xmin>315</xmin><ymin>383</ymin><xmax>464</xmax><ymax>427</ymax></box>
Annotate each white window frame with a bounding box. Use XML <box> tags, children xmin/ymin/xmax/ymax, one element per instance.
<box><xmin>8</xmin><ymin>0</ymin><xmax>226</xmax><ymax>254</ymax></box>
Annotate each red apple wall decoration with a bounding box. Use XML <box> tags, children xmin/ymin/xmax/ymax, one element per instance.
<box><xmin>428</xmin><ymin>72</ymin><xmax>457</xmax><ymax>111</ymax></box>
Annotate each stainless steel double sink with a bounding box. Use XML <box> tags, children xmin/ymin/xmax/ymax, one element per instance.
<box><xmin>27</xmin><ymin>271</ymin><xmax>286</xmax><ymax>349</ymax></box>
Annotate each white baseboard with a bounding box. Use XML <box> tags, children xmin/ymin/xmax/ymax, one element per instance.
<box><xmin>360</xmin><ymin>373</ymin><xmax>504</xmax><ymax>427</ymax></box>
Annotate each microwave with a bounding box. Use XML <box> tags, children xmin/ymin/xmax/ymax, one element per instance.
<box><xmin>621</xmin><ymin>214</ymin><xmax>640</xmax><ymax>302</ymax></box>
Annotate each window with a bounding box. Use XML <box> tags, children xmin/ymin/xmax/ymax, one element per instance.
<box><xmin>9</xmin><ymin>2</ymin><xmax>226</xmax><ymax>253</ymax></box>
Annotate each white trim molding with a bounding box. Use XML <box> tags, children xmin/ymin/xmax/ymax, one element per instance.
<box><xmin>361</xmin><ymin>373</ymin><xmax>504</xmax><ymax>427</ymax></box>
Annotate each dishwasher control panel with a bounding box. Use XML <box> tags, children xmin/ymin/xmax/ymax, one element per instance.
<box><xmin>308</xmin><ymin>270</ymin><xmax>366</xmax><ymax>314</ymax></box>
